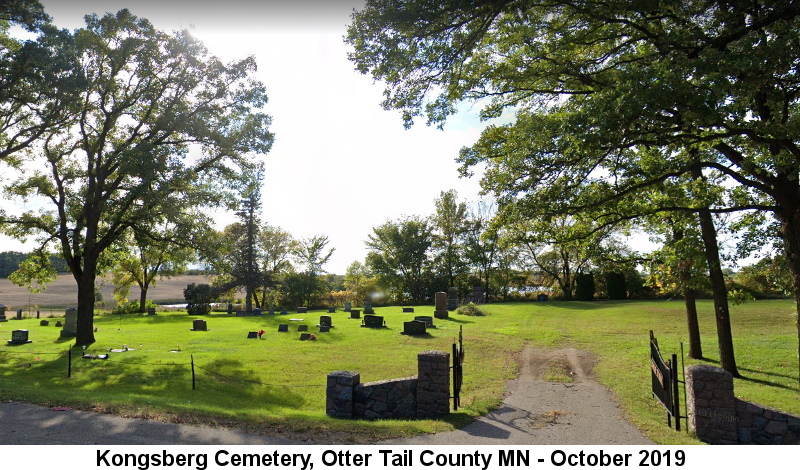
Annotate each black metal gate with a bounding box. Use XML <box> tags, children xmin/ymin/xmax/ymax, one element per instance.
<box><xmin>650</xmin><ymin>330</ymin><xmax>683</xmax><ymax>430</ymax></box>
<box><xmin>452</xmin><ymin>325</ymin><xmax>464</xmax><ymax>410</ymax></box>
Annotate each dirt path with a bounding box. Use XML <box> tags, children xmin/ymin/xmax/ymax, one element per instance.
<box><xmin>381</xmin><ymin>345</ymin><xmax>652</xmax><ymax>445</ymax></box>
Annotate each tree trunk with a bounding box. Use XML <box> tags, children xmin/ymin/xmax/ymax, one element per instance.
<box><xmin>76</xmin><ymin>265</ymin><xmax>97</xmax><ymax>345</ymax></box>
<box><xmin>776</xmin><ymin>209</ymin><xmax>800</xmax><ymax>395</ymax></box>
<box><xmin>696</xmin><ymin>208</ymin><xmax>739</xmax><ymax>376</ymax></box>
<box><xmin>138</xmin><ymin>282</ymin><xmax>149</xmax><ymax>313</ymax></box>
<box><xmin>683</xmin><ymin>287</ymin><xmax>703</xmax><ymax>359</ymax></box>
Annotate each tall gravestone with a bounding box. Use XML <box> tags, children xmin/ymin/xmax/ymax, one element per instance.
<box><xmin>60</xmin><ymin>308</ymin><xmax>78</xmax><ymax>338</ymax></box>
<box><xmin>434</xmin><ymin>292</ymin><xmax>448</xmax><ymax>319</ymax></box>
<box><xmin>447</xmin><ymin>287</ymin><xmax>458</xmax><ymax>311</ymax></box>
<box><xmin>363</xmin><ymin>299</ymin><xmax>374</xmax><ymax>315</ymax></box>
<box><xmin>0</xmin><ymin>304</ymin><xmax>8</xmax><ymax>322</ymax></box>
<box><xmin>344</xmin><ymin>302</ymin><xmax>351</xmax><ymax>312</ymax></box>
<box><xmin>15</xmin><ymin>309</ymin><xmax>23</xmax><ymax>320</ymax></box>
<box><xmin>473</xmin><ymin>286</ymin><xmax>485</xmax><ymax>304</ymax></box>
<box><xmin>227</xmin><ymin>303</ymin><xmax>233</xmax><ymax>315</ymax></box>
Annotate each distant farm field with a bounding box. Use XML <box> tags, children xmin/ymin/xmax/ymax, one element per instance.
<box><xmin>0</xmin><ymin>274</ymin><xmax>211</xmax><ymax>310</ymax></box>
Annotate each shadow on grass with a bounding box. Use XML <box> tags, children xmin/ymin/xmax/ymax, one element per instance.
<box><xmin>698</xmin><ymin>357</ymin><xmax>798</xmax><ymax>391</ymax></box>
<box><xmin>442</xmin><ymin>317</ymin><xmax>476</xmax><ymax>324</ymax></box>
<box><xmin>738</xmin><ymin>375</ymin><xmax>799</xmax><ymax>392</ymax></box>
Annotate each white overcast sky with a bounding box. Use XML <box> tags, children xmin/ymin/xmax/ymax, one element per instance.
<box><xmin>1</xmin><ymin>0</ymin><xmax>667</xmax><ymax>274</ymax></box>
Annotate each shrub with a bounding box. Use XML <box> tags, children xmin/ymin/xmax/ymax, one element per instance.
<box><xmin>184</xmin><ymin>283</ymin><xmax>217</xmax><ymax>315</ymax></box>
<box><xmin>606</xmin><ymin>272</ymin><xmax>627</xmax><ymax>300</ymax></box>
<box><xmin>575</xmin><ymin>273</ymin><xmax>595</xmax><ymax>301</ymax></box>
<box><xmin>112</xmin><ymin>299</ymin><xmax>156</xmax><ymax>315</ymax></box>
<box><xmin>456</xmin><ymin>302</ymin><xmax>487</xmax><ymax>316</ymax></box>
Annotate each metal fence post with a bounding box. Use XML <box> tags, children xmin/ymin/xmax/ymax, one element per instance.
<box><xmin>191</xmin><ymin>354</ymin><xmax>195</xmax><ymax>390</ymax></box>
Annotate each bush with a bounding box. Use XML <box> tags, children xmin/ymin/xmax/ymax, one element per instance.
<box><xmin>456</xmin><ymin>302</ymin><xmax>487</xmax><ymax>316</ymax></box>
<box><xmin>112</xmin><ymin>299</ymin><xmax>156</xmax><ymax>315</ymax></box>
<box><xmin>184</xmin><ymin>283</ymin><xmax>217</xmax><ymax>315</ymax></box>
<box><xmin>606</xmin><ymin>272</ymin><xmax>627</xmax><ymax>300</ymax></box>
<box><xmin>575</xmin><ymin>273</ymin><xmax>595</xmax><ymax>301</ymax></box>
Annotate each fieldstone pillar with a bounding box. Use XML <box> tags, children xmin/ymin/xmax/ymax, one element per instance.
<box><xmin>326</xmin><ymin>370</ymin><xmax>359</xmax><ymax>418</ymax></box>
<box><xmin>416</xmin><ymin>350</ymin><xmax>450</xmax><ymax>418</ymax></box>
<box><xmin>685</xmin><ymin>364</ymin><xmax>738</xmax><ymax>444</ymax></box>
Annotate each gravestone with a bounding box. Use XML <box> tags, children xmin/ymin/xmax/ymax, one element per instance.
<box><xmin>344</xmin><ymin>302</ymin><xmax>351</xmax><ymax>312</ymax></box>
<box><xmin>9</xmin><ymin>330</ymin><xmax>31</xmax><ymax>344</ymax></box>
<box><xmin>36</xmin><ymin>310</ymin><xmax>40</xmax><ymax>319</ymax></box>
<box><xmin>280</xmin><ymin>310</ymin><xmax>288</xmax><ymax>315</ymax></box>
<box><xmin>414</xmin><ymin>316</ymin><xmax>435</xmax><ymax>328</ymax></box>
<box><xmin>299</xmin><ymin>333</ymin><xmax>311</xmax><ymax>341</ymax></box>
<box><xmin>147</xmin><ymin>307</ymin><xmax>157</xmax><ymax>316</ymax></box>
<box><xmin>402</xmin><ymin>321</ymin><xmax>427</xmax><ymax>336</ymax></box>
<box><xmin>434</xmin><ymin>292</ymin><xmax>448</xmax><ymax>319</ymax></box>
<box><xmin>363</xmin><ymin>299</ymin><xmax>374</xmax><ymax>315</ymax></box>
<box><xmin>268</xmin><ymin>310</ymin><xmax>275</xmax><ymax>315</ymax></box>
<box><xmin>328</xmin><ymin>307</ymin><xmax>336</xmax><ymax>313</ymax></box>
<box><xmin>537</xmin><ymin>294</ymin><xmax>549</xmax><ymax>302</ymax></box>
<box><xmin>402</xmin><ymin>307</ymin><xmax>414</xmax><ymax>313</ymax></box>
<box><xmin>252</xmin><ymin>308</ymin><xmax>262</xmax><ymax>316</ymax></box>
<box><xmin>447</xmin><ymin>287</ymin><xmax>458</xmax><ymax>311</ymax></box>
<box><xmin>0</xmin><ymin>304</ymin><xmax>7</xmax><ymax>322</ymax></box>
<box><xmin>297</xmin><ymin>307</ymin><xmax>307</xmax><ymax>313</ymax></box>
<box><xmin>60</xmin><ymin>308</ymin><xmax>78</xmax><ymax>338</ymax></box>
<box><xmin>191</xmin><ymin>319</ymin><xmax>208</xmax><ymax>331</ymax></box>
<box><xmin>278</xmin><ymin>324</ymin><xmax>289</xmax><ymax>332</ymax></box>
<box><xmin>40</xmin><ymin>320</ymin><xmax>49</xmax><ymax>326</ymax></box>
<box><xmin>298</xmin><ymin>324</ymin><xmax>308</xmax><ymax>332</ymax></box>
<box><xmin>227</xmin><ymin>303</ymin><xmax>233</xmax><ymax>315</ymax></box>
<box><xmin>319</xmin><ymin>315</ymin><xmax>332</xmax><ymax>328</ymax></box>
<box><xmin>350</xmin><ymin>309</ymin><xmax>361</xmax><ymax>319</ymax></box>
<box><xmin>55</xmin><ymin>321</ymin><xmax>63</xmax><ymax>327</ymax></box>
<box><xmin>16</xmin><ymin>309</ymin><xmax>23</xmax><ymax>320</ymax></box>
<box><xmin>247</xmin><ymin>331</ymin><xmax>258</xmax><ymax>339</ymax></box>
<box><xmin>235</xmin><ymin>311</ymin><xmax>246</xmax><ymax>317</ymax></box>
<box><xmin>473</xmin><ymin>286</ymin><xmax>485</xmax><ymax>304</ymax></box>
<box><xmin>318</xmin><ymin>325</ymin><xmax>330</xmax><ymax>333</ymax></box>
<box><xmin>362</xmin><ymin>315</ymin><xmax>385</xmax><ymax>328</ymax></box>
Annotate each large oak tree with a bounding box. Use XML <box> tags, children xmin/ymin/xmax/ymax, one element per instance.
<box><xmin>2</xmin><ymin>10</ymin><xmax>273</xmax><ymax>344</ymax></box>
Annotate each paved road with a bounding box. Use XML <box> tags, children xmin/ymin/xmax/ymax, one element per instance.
<box><xmin>0</xmin><ymin>346</ymin><xmax>651</xmax><ymax>445</ymax></box>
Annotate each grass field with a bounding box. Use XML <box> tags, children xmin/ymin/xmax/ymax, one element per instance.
<box><xmin>0</xmin><ymin>299</ymin><xmax>797</xmax><ymax>444</ymax></box>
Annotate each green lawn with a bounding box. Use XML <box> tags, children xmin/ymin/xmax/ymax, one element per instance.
<box><xmin>0</xmin><ymin>300</ymin><xmax>797</xmax><ymax>444</ymax></box>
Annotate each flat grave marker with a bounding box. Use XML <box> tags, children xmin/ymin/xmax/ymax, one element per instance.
<box><xmin>298</xmin><ymin>324</ymin><xmax>308</xmax><ymax>332</ymax></box>
<box><xmin>299</xmin><ymin>333</ymin><xmax>311</xmax><ymax>341</ymax></box>
<box><xmin>318</xmin><ymin>325</ymin><xmax>330</xmax><ymax>333</ymax></box>
<box><xmin>247</xmin><ymin>331</ymin><xmax>258</xmax><ymax>339</ymax></box>
<box><xmin>402</xmin><ymin>307</ymin><xmax>414</xmax><ymax>313</ymax></box>
<box><xmin>297</xmin><ymin>307</ymin><xmax>307</xmax><ymax>313</ymax></box>
<box><xmin>278</xmin><ymin>324</ymin><xmax>289</xmax><ymax>332</ymax></box>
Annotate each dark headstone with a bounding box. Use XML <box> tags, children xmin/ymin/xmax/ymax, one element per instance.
<box><xmin>413</xmin><ymin>316</ymin><xmax>435</xmax><ymax>328</ymax></box>
<box><xmin>36</xmin><ymin>310</ymin><xmax>40</xmax><ymax>319</ymax></box>
<box><xmin>55</xmin><ymin>321</ymin><xmax>63</xmax><ymax>327</ymax></box>
<box><xmin>268</xmin><ymin>309</ymin><xmax>275</xmax><ymax>315</ymax></box>
<box><xmin>147</xmin><ymin>307</ymin><xmax>157</xmax><ymax>316</ymax></box>
<box><xmin>319</xmin><ymin>315</ymin><xmax>332</xmax><ymax>327</ymax></box>
<box><xmin>402</xmin><ymin>307</ymin><xmax>414</xmax><ymax>313</ymax></box>
<box><xmin>252</xmin><ymin>308</ymin><xmax>262</xmax><ymax>316</ymax></box>
<box><xmin>344</xmin><ymin>302</ymin><xmax>351</xmax><ymax>312</ymax></box>
<box><xmin>40</xmin><ymin>320</ymin><xmax>49</xmax><ymax>326</ymax></box>
<box><xmin>328</xmin><ymin>307</ymin><xmax>336</xmax><ymax>313</ymax></box>
<box><xmin>191</xmin><ymin>319</ymin><xmax>208</xmax><ymax>331</ymax></box>
<box><xmin>297</xmin><ymin>307</ymin><xmax>307</xmax><ymax>313</ymax></box>
<box><xmin>298</xmin><ymin>324</ymin><xmax>308</xmax><ymax>332</ymax></box>
<box><xmin>280</xmin><ymin>310</ymin><xmax>288</xmax><ymax>315</ymax></box>
<box><xmin>362</xmin><ymin>315</ymin><xmax>385</xmax><ymax>328</ymax></box>
<box><xmin>247</xmin><ymin>331</ymin><xmax>258</xmax><ymax>339</ymax></box>
<box><xmin>9</xmin><ymin>329</ymin><xmax>31</xmax><ymax>344</ymax></box>
<box><xmin>350</xmin><ymin>309</ymin><xmax>361</xmax><ymax>319</ymax></box>
<box><xmin>278</xmin><ymin>324</ymin><xmax>289</xmax><ymax>332</ymax></box>
<box><xmin>227</xmin><ymin>303</ymin><xmax>233</xmax><ymax>315</ymax></box>
<box><xmin>299</xmin><ymin>333</ymin><xmax>311</xmax><ymax>341</ymax></box>
<box><xmin>447</xmin><ymin>287</ymin><xmax>458</xmax><ymax>311</ymax></box>
<box><xmin>16</xmin><ymin>309</ymin><xmax>23</xmax><ymax>320</ymax></box>
<box><xmin>235</xmin><ymin>311</ymin><xmax>246</xmax><ymax>317</ymax></box>
<box><xmin>318</xmin><ymin>325</ymin><xmax>330</xmax><ymax>333</ymax></box>
<box><xmin>473</xmin><ymin>286</ymin><xmax>485</xmax><ymax>304</ymax></box>
<box><xmin>363</xmin><ymin>299</ymin><xmax>374</xmax><ymax>315</ymax></box>
<box><xmin>434</xmin><ymin>292</ymin><xmax>447</xmax><ymax>311</ymax></box>
<box><xmin>402</xmin><ymin>321</ymin><xmax>427</xmax><ymax>336</ymax></box>
<box><xmin>0</xmin><ymin>304</ymin><xmax>7</xmax><ymax>322</ymax></box>
<box><xmin>537</xmin><ymin>294</ymin><xmax>549</xmax><ymax>302</ymax></box>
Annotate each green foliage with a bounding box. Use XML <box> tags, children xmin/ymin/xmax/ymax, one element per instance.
<box><xmin>432</xmin><ymin>189</ymin><xmax>469</xmax><ymax>287</ymax></box>
<box><xmin>605</xmin><ymin>272</ymin><xmax>627</xmax><ymax>300</ymax></box>
<box><xmin>112</xmin><ymin>299</ymin><xmax>157</xmax><ymax>315</ymax></box>
<box><xmin>575</xmin><ymin>273</ymin><xmax>595</xmax><ymax>301</ymax></box>
<box><xmin>8</xmin><ymin>249</ymin><xmax>56</xmax><ymax>294</ymax></box>
<box><xmin>183</xmin><ymin>283</ymin><xmax>218</xmax><ymax>315</ymax></box>
<box><xmin>456</xmin><ymin>302</ymin><xmax>486</xmax><ymax>316</ymax></box>
<box><xmin>734</xmin><ymin>256</ymin><xmax>793</xmax><ymax>299</ymax></box>
<box><xmin>366</xmin><ymin>216</ymin><xmax>433</xmax><ymax>303</ymax></box>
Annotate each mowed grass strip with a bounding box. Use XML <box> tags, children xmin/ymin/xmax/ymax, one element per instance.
<box><xmin>0</xmin><ymin>300</ymin><xmax>797</xmax><ymax>444</ymax></box>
